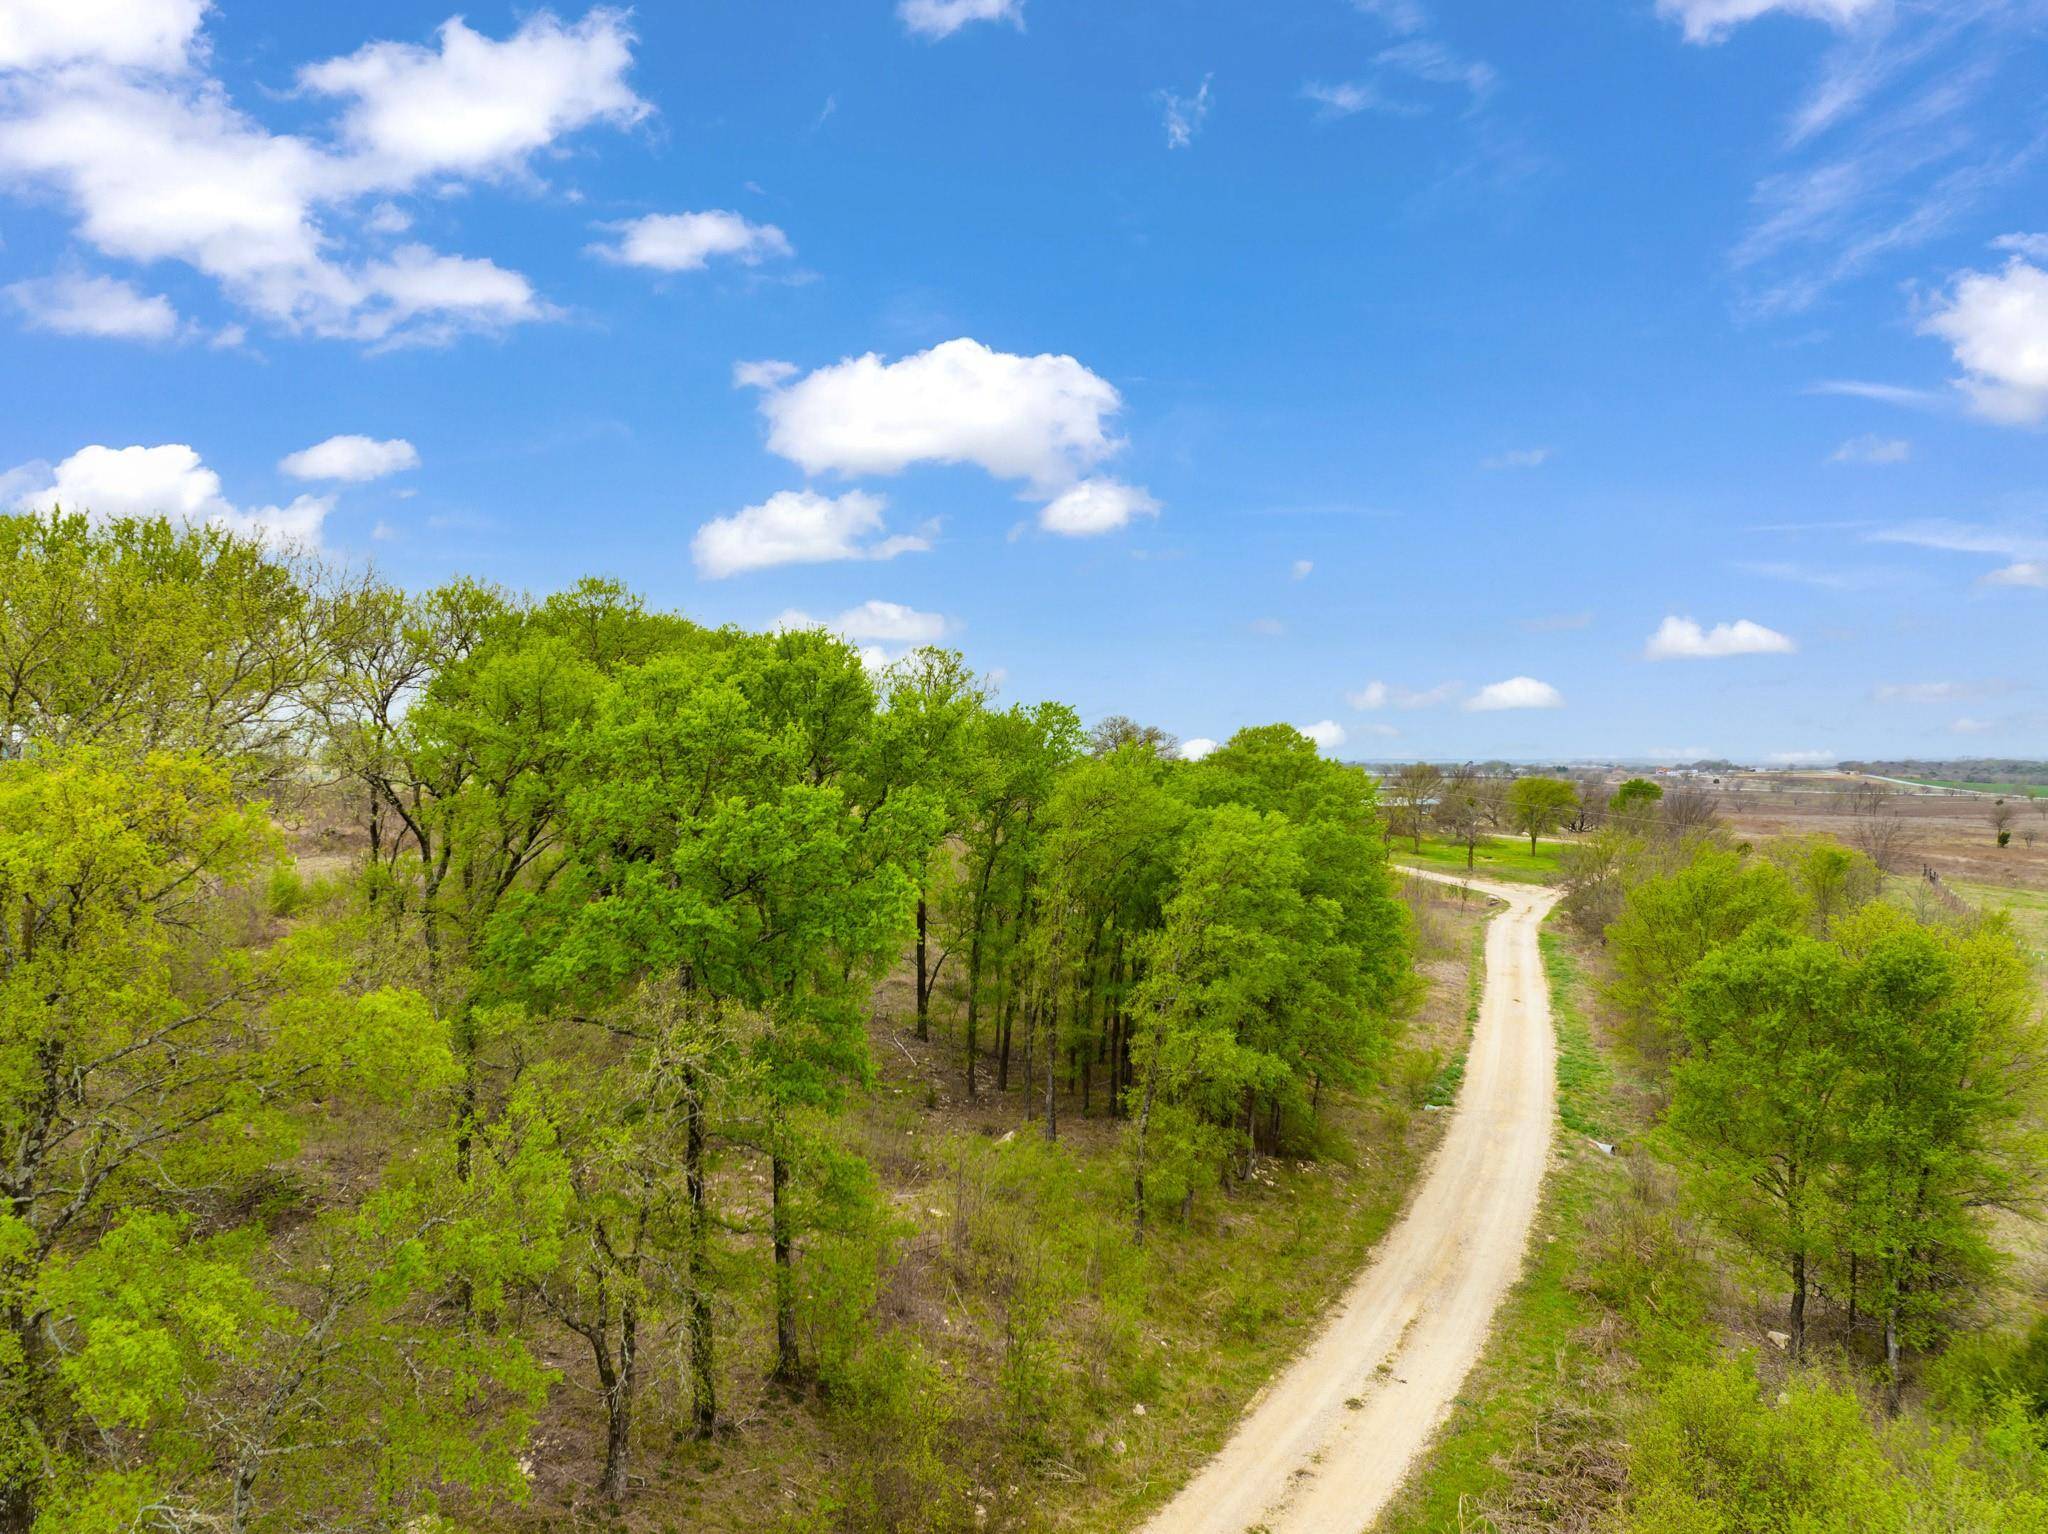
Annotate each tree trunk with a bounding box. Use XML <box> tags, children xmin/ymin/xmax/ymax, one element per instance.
<box><xmin>1789</xmin><ymin>1249</ymin><xmax>1807</xmax><ymax>1361</ymax></box>
<box><xmin>997</xmin><ymin>980</ymin><xmax>1014</xmax><ymax>1092</ymax></box>
<box><xmin>771</xmin><ymin>1150</ymin><xmax>799</xmax><ymax>1386</ymax></box>
<box><xmin>600</xmin><ymin>1295</ymin><xmax>638</xmax><ymax>1498</ymax></box>
<box><xmin>965</xmin><ymin>922</ymin><xmax>984</xmax><ymax>1100</ymax></box>
<box><xmin>684</xmin><ymin>1075</ymin><xmax>715</xmax><ymax>1439</ymax></box>
<box><xmin>1042</xmin><ymin>999</ymin><xmax>1059</xmax><ymax>1143</ymax></box>
<box><xmin>914</xmin><ymin>895</ymin><xmax>930</xmax><ymax>1041</ymax></box>
<box><xmin>1883</xmin><ymin>1304</ymin><xmax>1901</xmax><ymax>1414</ymax></box>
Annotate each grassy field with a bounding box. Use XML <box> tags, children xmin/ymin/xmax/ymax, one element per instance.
<box><xmin>1900</xmin><ymin>778</ymin><xmax>2048</xmax><ymax>798</ymax></box>
<box><xmin>1392</xmin><ymin>834</ymin><xmax>1565</xmax><ymax>885</ymax></box>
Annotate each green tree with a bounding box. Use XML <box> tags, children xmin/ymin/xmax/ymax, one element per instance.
<box><xmin>1505</xmin><ymin>774</ymin><xmax>1578</xmax><ymax>853</ymax></box>
<box><xmin>1667</xmin><ymin>926</ymin><xmax>1855</xmax><ymax>1358</ymax></box>
<box><xmin>862</xmin><ymin>649</ymin><xmax>986</xmax><ymax>1042</ymax></box>
<box><xmin>1831</xmin><ymin>905</ymin><xmax>2047</xmax><ymax>1407</ymax></box>
<box><xmin>0</xmin><ymin>749</ymin><xmax>465</xmax><ymax>1530</ymax></box>
<box><xmin>1611</xmin><ymin>776</ymin><xmax>1664</xmax><ymax>820</ymax></box>
<box><xmin>1604</xmin><ymin>843</ymin><xmax>1807</xmax><ymax>1062</ymax></box>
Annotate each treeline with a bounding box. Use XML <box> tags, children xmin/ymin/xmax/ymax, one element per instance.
<box><xmin>1559</xmin><ymin>814</ymin><xmax>2047</xmax><ymax>1419</ymax></box>
<box><xmin>1841</xmin><ymin>759</ymin><xmax>2048</xmax><ymax>786</ymax></box>
<box><xmin>0</xmin><ymin>513</ymin><xmax>1411</xmax><ymax>1532</ymax></box>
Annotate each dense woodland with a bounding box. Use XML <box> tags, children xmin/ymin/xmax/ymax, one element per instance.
<box><xmin>0</xmin><ymin>512</ymin><xmax>1416</xmax><ymax>1533</ymax></box>
<box><xmin>5</xmin><ymin>511</ymin><xmax>2046</xmax><ymax>1534</ymax></box>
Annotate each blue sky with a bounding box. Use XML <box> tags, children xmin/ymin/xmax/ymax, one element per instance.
<box><xmin>3</xmin><ymin>0</ymin><xmax>2046</xmax><ymax>763</ymax></box>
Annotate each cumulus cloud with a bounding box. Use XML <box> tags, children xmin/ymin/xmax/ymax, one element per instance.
<box><xmin>897</xmin><ymin>0</ymin><xmax>1023</xmax><ymax>41</ymax></box>
<box><xmin>0</xmin><ymin>7</ymin><xmax>639</xmax><ymax>346</ymax></box>
<box><xmin>279</xmin><ymin>434</ymin><xmax>418</xmax><ymax>482</ymax></box>
<box><xmin>4</xmin><ymin>271</ymin><xmax>179</xmax><ymax>339</ymax></box>
<box><xmin>1830</xmin><ymin>433</ymin><xmax>1910</xmax><ymax>464</ymax></box>
<box><xmin>1177</xmin><ymin>736</ymin><xmax>1219</xmax><ymax>762</ymax></box>
<box><xmin>297</xmin><ymin>11</ymin><xmax>647</xmax><ymax>186</ymax></box>
<box><xmin>1920</xmin><ymin>258</ymin><xmax>2048</xmax><ymax>425</ymax></box>
<box><xmin>1158</xmin><ymin>75</ymin><xmax>1213</xmax><ymax>150</ymax></box>
<box><xmin>1481</xmin><ymin>446</ymin><xmax>1551</xmax><ymax>470</ymax></box>
<box><xmin>1984</xmin><ymin>561</ymin><xmax>2048</xmax><ymax>589</ymax></box>
<box><xmin>1346</xmin><ymin>680</ymin><xmax>1459</xmax><ymax>710</ymax></box>
<box><xmin>749</xmin><ymin>337</ymin><xmax>1125</xmax><ymax>488</ymax></box>
<box><xmin>590</xmin><ymin>210</ymin><xmax>792</xmax><ymax>272</ymax></box>
<box><xmin>1298</xmin><ymin>719</ymin><xmax>1347</xmax><ymax>752</ymax></box>
<box><xmin>1291</xmin><ymin>559</ymin><xmax>1314</xmax><ymax>579</ymax></box>
<box><xmin>691</xmin><ymin>488</ymin><xmax>929</xmax><ymax>578</ymax></box>
<box><xmin>1038</xmin><ymin>478</ymin><xmax>1159</xmax><ymax>536</ymax></box>
<box><xmin>1656</xmin><ymin>0</ymin><xmax>1883</xmax><ymax>46</ymax></box>
<box><xmin>1466</xmin><ymin>676</ymin><xmax>1563</xmax><ymax>711</ymax></box>
<box><xmin>11</xmin><ymin>442</ymin><xmax>332</xmax><ymax>547</ymax></box>
<box><xmin>775</xmin><ymin>599</ymin><xmax>950</xmax><ymax>671</ymax></box>
<box><xmin>1644</xmin><ymin>616</ymin><xmax>1796</xmax><ymax>660</ymax></box>
<box><xmin>0</xmin><ymin>0</ymin><xmax>207</xmax><ymax>72</ymax></box>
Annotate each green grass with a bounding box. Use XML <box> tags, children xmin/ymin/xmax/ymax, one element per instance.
<box><xmin>1393</xmin><ymin>834</ymin><xmax>1565</xmax><ymax>885</ymax></box>
<box><xmin>1377</xmin><ymin>918</ymin><xmax>1621</xmax><ymax>1534</ymax></box>
<box><xmin>1423</xmin><ymin>923</ymin><xmax>1490</xmax><ymax>1109</ymax></box>
<box><xmin>1895</xmin><ymin>777</ymin><xmax>2048</xmax><ymax>797</ymax></box>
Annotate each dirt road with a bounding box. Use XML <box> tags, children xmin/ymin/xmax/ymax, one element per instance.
<box><xmin>1137</xmin><ymin>871</ymin><xmax>1560</xmax><ymax>1534</ymax></box>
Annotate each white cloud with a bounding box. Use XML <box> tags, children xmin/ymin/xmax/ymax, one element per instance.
<box><xmin>1249</xmin><ymin>617</ymin><xmax>1285</xmax><ymax>637</ymax></box>
<box><xmin>1984</xmin><ymin>561</ymin><xmax>2048</xmax><ymax>589</ymax></box>
<box><xmin>1644</xmin><ymin>616</ymin><xmax>1796</xmax><ymax>660</ymax></box>
<box><xmin>590</xmin><ymin>209</ymin><xmax>792</xmax><ymax>272</ymax></box>
<box><xmin>279</xmin><ymin>433</ymin><xmax>418</xmax><ymax>482</ymax></box>
<box><xmin>1039</xmin><ymin>478</ymin><xmax>1159</xmax><ymax>536</ymax></box>
<box><xmin>1805</xmin><ymin>379</ymin><xmax>1945</xmax><ymax>409</ymax></box>
<box><xmin>1767</xmin><ymin>748</ymin><xmax>1837</xmax><ymax>765</ymax></box>
<box><xmin>1347</xmin><ymin>680</ymin><xmax>1459</xmax><ymax>710</ymax></box>
<box><xmin>1291</xmin><ymin>558</ymin><xmax>1314</xmax><ymax>579</ymax></box>
<box><xmin>11</xmin><ymin>441</ymin><xmax>332</xmax><ymax>548</ymax></box>
<box><xmin>897</xmin><ymin>0</ymin><xmax>1024</xmax><ymax>41</ymax></box>
<box><xmin>0</xmin><ymin>0</ymin><xmax>207</xmax><ymax>72</ymax></box>
<box><xmin>1301</xmin><ymin>80</ymin><xmax>1416</xmax><ymax>120</ymax></box>
<box><xmin>830</xmin><ymin>599</ymin><xmax>949</xmax><ymax>644</ymax></box>
<box><xmin>774</xmin><ymin>601</ymin><xmax>949</xmax><ymax>672</ymax></box>
<box><xmin>1158</xmin><ymin>75</ymin><xmax>1213</xmax><ymax>150</ymax></box>
<box><xmin>298</xmin><ymin>11</ymin><xmax>646</xmax><ymax>186</ymax></box>
<box><xmin>691</xmin><ymin>488</ymin><xmax>928</xmax><ymax>578</ymax></box>
<box><xmin>1829</xmin><ymin>433</ymin><xmax>1910</xmax><ymax>464</ymax></box>
<box><xmin>734</xmin><ymin>358</ymin><xmax>799</xmax><ymax>390</ymax></box>
<box><xmin>0</xmin><ymin>9</ymin><xmax>639</xmax><ymax>347</ymax></box>
<box><xmin>1950</xmin><ymin>717</ymin><xmax>1993</xmax><ymax>735</ymax></box>
<box><xmin>350</xmin><ymin>244</ymin><xmax>546</xmax><ymax>344</ymax></box>
<box><xmin>1920</xmin><ymin>258</ymin><xmax>2048</xmax><ymax>424</ymax></box>
<box><xmin>1481</xmin><ymin>446</ymin><xmax>1550</xmax><ymax>470</ymax></box>
<box><xmin>4</xmin><ymin>271</ymin><xmax>179</xmax><ymax>339</ymax></box>
<box><xmin>1467</xmin><ymin>676</ymin><xmax>1563</xmax><ymax>711</ymax></box>
<box><xmin>1178</xmin><ymin>736</ymin><xmax>1219</xmax><ymax>762</ymax></box>
<box><xmin>1298</xmin><ymin>719</ymin><xmax>1347</xmax><ymax>752</ymax></box>
<box><xmin>1874</xmin><ymin>681</ymin><xmax>1967</xmax><ymax>703</ymax></box>
<box><xmin>1656</xmin><ymin>0</ymin><xmax>1884</xmax><ymax>46</ymax></box>
<box><xmin>1993</xmin><ymin>231</ymin><xmax>2048</xmax><ymax>261</ymax></box>
<box><xmin>752</xmin><ymin>337</ymin><xmax>1125</xmax><ymax>489</ymax></box>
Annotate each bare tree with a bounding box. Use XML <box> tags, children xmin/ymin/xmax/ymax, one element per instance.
<box><xmin>1088</xmin><ymin>713</ymin><xmax>1179</xmax><ymax>757</ymax></box>
<box><xmin>1990</xmin><ymin>798</ymin><xmax>2016</xmax><ymax>845</ymax></box>
<box><xmin>1841</xmin><ymin>780</ymin><xmax>1912</xmax><ymax>879</ymax></box>
<box><xmin>1434</xmin><ymin>764</ymin><xmax>1490</xmax><ymax>869</ymax></box>
<box><xmin>1660</xmin><ymin>781</ymin><xmax>1721</xmax><ymax>838</ymax></box>
<box><xmin>1569</xmin><ymin>771</ymin><xmax>1609</xmax><ymax>832</ymax></box>
<box><xmin>1387</xmin><ymin>761</ymin><xmax>1445</xmax><ymax>851</ymax></box>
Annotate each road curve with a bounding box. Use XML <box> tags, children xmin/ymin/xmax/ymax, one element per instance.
<box><xmin>1137</xmin><ymin>870</ymin><xmax>1560</xmax><ymax>1534</ymax></box>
